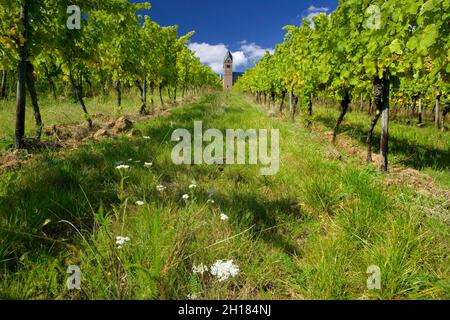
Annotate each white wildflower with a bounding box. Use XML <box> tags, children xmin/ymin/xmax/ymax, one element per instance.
<box><xmin>189</xmin><ymin>181</ymin><xmax>197</xmax><ymax>189</ymax></box>
<box><xmin>116</xmin><ymin>236</ymin><xmax>130</xmax><ymax>249</ymax></box>
<box><xmin>116</xmin><ymin>165</ymin><xmax>130</xmax><ymax>170</ymax></box>
<box><xmin>220</xmin><ymin>213</ymin><xmax>229</xmax><ymax>221</ymax></box>
<box><xmin>182</xmin><ymin>194</ymin><xmax>189</xmax><ymax>200</ymax></box>
<box><xmin>136</xmin><ymin>201</ymin><xmax>145</xmax><ymax>206</ymax></box>
<box><xmin>210</xmin><ymin>260</ymin><xmax>239</xmax><ymax>282</ymax></box>
<box><xmin>128</xmin><ymin>158</ymin><xmax>133</xmax><ymax>161</ymax></box>
<box><xmin>144</xmin><ymin>162</ymin><xmax>153</xmax><ymax>168</ymax></box>
<box><xmin>192</xmin><ymin>263</ymin><xmax>208</xmax><ymax>275</ymax></box>
<box><xmin>207</xmin><ymin>199</ymin><xmax>215</xmax><ymax>204</ymax></box>
<box><xmin>143</xmin><ymin>136</ymin><xmax>151</xmax><ymax>140</ymax></box>
<box><xmin>157</xmin><ymin>185</ymin><xmax>167</xmax><ymax>192</ymax></box>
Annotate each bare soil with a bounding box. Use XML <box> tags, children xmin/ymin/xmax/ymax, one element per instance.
<box><xmin>0</xmin><ymin>107</ymin><xmax>174</xmax><ymax>174</ymax></box>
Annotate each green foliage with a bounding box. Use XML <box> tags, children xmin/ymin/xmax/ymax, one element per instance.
<box><xmin>235</xmin><ymin>0</ymin><xmax>449</xmax><ymax>108</ymax></box>
<box><xmin>0</xmin><ymin>0</ymin><xmax>221</xmax><ymax>130</ymax></box>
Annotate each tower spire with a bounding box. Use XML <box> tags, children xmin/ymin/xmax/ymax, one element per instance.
<box><xmin>224</xmin><ymin>50</ymin><xmax>233</xmax><ymax>62</ymax></box>
<box><xmin>223</xmin><ymin>50</ymin><xmax>233</xmax><ymax>90</ymax></box>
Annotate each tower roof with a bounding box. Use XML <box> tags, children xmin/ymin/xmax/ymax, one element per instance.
<box><xmin>224</xmin><ymin>50</ymin><xmax>233</xmax><ymax>62</ymax></box>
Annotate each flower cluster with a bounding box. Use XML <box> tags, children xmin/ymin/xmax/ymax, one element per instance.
<box><xmin>157</xmin><ymin>185</ymin><xmax>167</xmax><ymax>192</ymax></box>
<box><xmin>189</xmin><ymin>181</ymin><xmax>197</xmax><ymax>189</ymax></box>
<box><xmin>116</xmin><ymin>236</ymin><xmax>130</xmax><ymax>249</ymax></box>
<box><xmin>116</xmin><ymin>159</ymin><xmax>153</xmax><ymax>170</ymax></box>
<box><xmin>192</xmin><ymin>263</ymin><xmax>209</xmax><ymax>275</ymax></box>
<box><xmin>210</xmin><ymin>260</ymin><xmax>239</xmax><ymax>282</ymax></box>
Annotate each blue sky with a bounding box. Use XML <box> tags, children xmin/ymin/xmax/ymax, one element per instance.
<box><xmin>130</xmin><ymin>0</ymin><xmax>338</xmax><ymax>73</ymax></box>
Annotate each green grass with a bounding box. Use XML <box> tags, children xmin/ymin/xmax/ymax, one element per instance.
<box><xmin>0</xmin><ymin>92</ymin><xmax>448</xmax><ymax>299</ymax></box>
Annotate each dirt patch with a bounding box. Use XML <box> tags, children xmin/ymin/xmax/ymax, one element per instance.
<box><xmin>324</xmin><ymin>145</ymin><xmax>343</xmax><ymax>161</ymax></box>
<box><xmin>323</xmin><ymin>130</ymin><xmax>380</xmax><ymax>162</ymax></box>
<box><xmin>0</xmin><ymin>104</ymin><xmax>178</xmax><ymax>174</ymax></box>
<box><xmin>385</xmin><ymin>167</ymin><xmax>435</xmax><ymax>191</ymax></box>
<box><xmin>0</xmin><ymin>149</ymin><xmax>34</xmax><ymax>172</ymax></box>
<box><xmin>321</xmin><ymin>130</ymin><xmax>449</xmax><ymax>209</ymax></box>
<box><xmin>111</xmin><ymin>116</ymin><xmax>133</xmax><ymax>134</ymax></box>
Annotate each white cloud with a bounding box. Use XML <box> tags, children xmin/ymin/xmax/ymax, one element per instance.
<box><xmin>188</xmin><ymin>41</ymin><xmax>273</xmax><ymax>74</ymax></box>
<box><xmin>188</xmin><ymin>43</ymin><xmax>231</xmax><ymax>73</ymax></box>
<box><xmin>231</xmin><ymin>51</ymin><xmax>248</xmax><ymax>68</ymax></box>
<box><xmin>241</xmin><ymin>42</ymin><xmax>275</xmax><ymax>64</ymax></box>
<box><xmin>308</xmin><ymin>5</ymin><xmax>330</xmax><ymax>12</ymax></box>
<box><xmin>304</xmin><ymin>5</ymin><xmax>330</xmax><ymax>25</ymax></box>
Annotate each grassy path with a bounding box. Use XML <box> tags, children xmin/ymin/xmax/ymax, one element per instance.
<box><xmin>0</xmin><ymin>92</ymin><xmax>448</xmax><ymax>299</ymax></box>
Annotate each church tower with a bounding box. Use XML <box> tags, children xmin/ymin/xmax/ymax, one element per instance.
<box><xmin>223</xmin><ymin>50</ymin><xmax>233</xmax><ymax>90</ymax></box>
